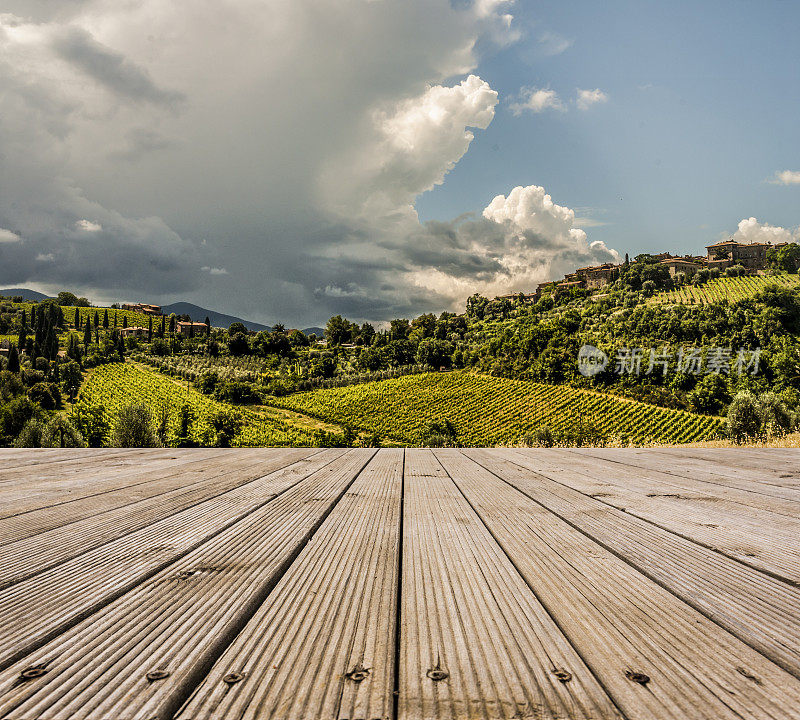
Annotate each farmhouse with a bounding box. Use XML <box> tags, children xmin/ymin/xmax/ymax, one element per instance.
<box><xmin>122</xmin><ymin>303</ymin><xmax>162</xmax><ymax>316</ymax></box>
<box><xmin>119</xmin><ymin>326</ymin><xmax>149</xmax><ymax>339</ymax></box>
<box><xmin>177</xmin><ymin>321</ymin><xmax>208</xmax><ymax>337</ymax></box>
<box><xmin>660</xmin><ymin>257</ymin><xmax>702</xmax><ymax>278</ymax></box>
<box><xmin>705</xmin><ymin>239</ymin><xmax>785</xmax><ymax>271</ymax></box>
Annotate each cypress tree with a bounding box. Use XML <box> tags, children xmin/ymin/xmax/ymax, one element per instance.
<box><xmin>84</xmin><ymin>316</ymin><xmax>92</xmax><ymax>347</ymax></box>
<box><xmin>160</xmin><ymin>316</ymin><xmax>166</xmax><ymax>338</ymax></box>
<box><xmin>122</xmin><ymin>315</ymin><xmax>128</xmax><ymax>329</ymax></box>
<box><xmin>148</xmin><ymin>317</ymin><xmax>153</xmax><ymax>342</ymax></box>
<box><xmin>114</xmin><ymin>311</ymin><xmax>118</xmax><ymax>328</ymax></box>
<box><xmin>75</xmin><ymin>311</ymin><xmax>81</xmax><ymax>330</ymax></box>
<box><xmin>18</xmin><ymin>321</ymin><xmax>26</xmax><ymax>356</ymax></box>
<box><xmin>103</xmin><ymin>310</ymin><xmax>109</xmax><ymax>328</ymax></box>
<box><xmin>8</xmin><ymin>344</ymin><xmax>19</xmax><ymax>373</ymax></box>
<box><xmin>94</xmin><ymin>310</ymin><xmax>100</xmax><ymax>327</ymax></box>
<box><xmin>169</xmin><ymin>315</ymin><xmax>176</xmax><ymax>334</ymax></box>
<box><xmin>205</xmin><ymin>316</ymin><xmax>211</xmax><ymax>336</ymax></box>
<box><xmin>25</xmin><ymin>338</ymin><xmax>34</xmax><ymax>357</ymax></box>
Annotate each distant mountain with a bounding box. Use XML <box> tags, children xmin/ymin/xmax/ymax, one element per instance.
<box><xmin>302</xmin><ymin>326</ymin><xmax>325</xmax><ymax>337</ymax></box>
<box><xmin>160</xmin><ymin>302</ymin><xmax>271</xmax><ymax>332</ymax></box>
<box><xmin>0</xmin><ymin>288</ymin><xmax>51</xmax><ymax>301</ymax></box>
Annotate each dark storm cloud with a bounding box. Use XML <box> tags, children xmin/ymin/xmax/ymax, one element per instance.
<box><xmin>51</xmin><ymin>27</ymin><xmax>184</xmax><ymax>107</ymax></box>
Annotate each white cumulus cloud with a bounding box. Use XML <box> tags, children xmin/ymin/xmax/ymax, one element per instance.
<box><xmin>732</xmin><ymin>217</ymin><xmax>798</xmax><ymax>245</ymax></box>
<box><xmin>76</xmin><ymin>219</ymin><xmax>102</xmax><ymax>232</ymax></box>
<box><xmin>0</xmin><ymin>228</ymin><xmax>21</xmax><ymax>243</ymax></box>
<box><xmin>201</xmin><ymin>266</ymin><xmax>229</xmax><ymax>275</ymax></box>
<box><xmin>768</xmin><ymin>170</ymin><xmax>800</xmax><ymax>186</ymax></box>
<box><xmin>509</xmin><ymin>87</ymin><xmax>564</xmax><ymax>115</ymax></box>
<box><xmin>576</xmin><ymin>88</ymin><xmax>609</xmax><ymax>110</ymax></box>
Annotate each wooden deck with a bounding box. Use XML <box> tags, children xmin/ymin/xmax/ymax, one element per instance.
<box><xmin>0</xmin><ymin>448</ymin><xmax>799</xmax><ymax>719</ymax></box>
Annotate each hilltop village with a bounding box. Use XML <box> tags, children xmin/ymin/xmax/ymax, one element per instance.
<box><xmin>499</xmin><ymin>237</ymin><xmax>790</xmax><ymax>302</ymax></box>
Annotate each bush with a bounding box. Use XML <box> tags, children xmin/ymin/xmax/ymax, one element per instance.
<box><xmin>41</xmin><ymin>414</ymin><xmax>85</xmax><ymax>448</ymax></box>
<box><xmin>112</xmin><ymin>402</ymin><xmax>160</xmax><ymax>447</ymax></box>
<box><xmin>27</xmin><ymin>382</ymin><xmax>61</xmax><ymax>410</ymax></box>
<box><xmin>726</xmin><ymin>391</ymin><xmax>795</xmax><ymax>442</ymax></box>
<box><xmin>13</xmin><ymin>419</ymin><xmax>45</xmax><ymax>447</ymax></box>
<box><xmin>208</xmin><ymin>409</ymin><xmax>243</xmax><ymax>447</ymax></box>
<box><xmin>523</xmin><ymin>425</ymin><xmax>555</xmax><ymax>448</ymax></box>
<box><xmin>420</xmin><ymin>419</ymin><xmax>458</xmax><ymax>447</ymax></box>
<box><xmin>70</xmin><ymin>402</ymin><xmax>111</xmax><ymax>447</ymax></box>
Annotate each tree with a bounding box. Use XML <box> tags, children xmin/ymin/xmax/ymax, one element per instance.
<box><xmin>389</xmin><ymin>318</ymin><xmax>410</xmax><ymax>340</ymax></box>
<box><xmin>176</xmin><ymin>405</ymin><xmax>197</xmax><ymax>447</ymax></box>
<box><xmin>94</xmin><ymin>310</ymin><xmax>100</xmax><ymax>327</ymax></box>
<box><xmin>227</xmin><ymin>332</ymin><xmax>250</xmax><ymax>356</ymax></box>
<box><xmin>148</xmin><ymin>317</ymin><xmax>153</xmax><ymax>342</ymax></box>
<box><xmin>228</xmin><ymin>322</ymin><xmax>248</xmax><ymax>336</ymax></box>
<box><xmin>61</xmin><ymin>360</ymin><xmax>83</xmax><ymax>401</ymax></box>
<box><xmin>7</xmin><ymin>344</ymin><xmax>19</xmax><ymax>374</ymax></box>
<box><xmin>57</xmin><ymin>291</ymin><xmax>78</xmax><ymax>306</ymax></box>
<box><xmin>103</xmin><ymin>310</ymin><xmax>109</xmax><ymax>328</ymax></box>
<box><xmin>325</xmin><ymin>315</ymin><xmax>352</xmax><ymax>346</ymax></box>
<box><xmin>204</xmin><ymin>316</ymin><xmax>211</xmax><ymax>336</ymax></box>
<box><xmin>83</xmin><ymin>316</ymin><xmax>92</xmax><ymax>347</ymax></box>
<box><xmin>768</xmin><ymin>243</ymin><xmax>800</xmax><ymax>273</ymax></box>
<box><xmin>209</xmin><ymin>409</ymin><xmax>243</xmax><ymax>447</ymax></box>
<box><xmin>41</xmin><ymin>414</ymin><xmax>85</xmax><ymax>448</ymax></box>
<box><xmin>70</xmin><ymin>403</ymin><xmax>110</xmax><ymax>447</ymax></box>
<box><xmin>112</xmin><ymin>402</ymin><xmax>159</xmax><ymax>447</ymax></box>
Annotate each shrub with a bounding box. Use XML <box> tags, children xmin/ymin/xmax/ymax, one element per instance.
<box><xmin>41</xmin><ymin>414</ymin><xmax>85</xmax><ymax>448</ymax></box>
<box><xmin>112</xmin><ymin>402</ymin><xmax>160</xmax><ymax>447</ymax></box>
<box><xmin>208</xmin><ymin>409</ymin><xmax>243</xmax><ymax>447</ymax></box>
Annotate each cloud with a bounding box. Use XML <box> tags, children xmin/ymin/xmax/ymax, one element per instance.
<box><xmin>536</xmin><ymin>31</ymin><xmax>573</xmax><ymax>56</ymax></box>
<box><xmin>76</xmin><ymin>219</ymin><xmax>101</xmax><ymax>232</ymax></box>
<box><xmin>0</xmin><ymin>228</ymin><xmax>21</xmax><ymax>243</ymax></box>
<box><xmin>732</xmin><ymin>217</ymin><xmax>798</xmax><ymax>245</ymax></box>
<box><xmin>509</xmin><ymin>87</ymin><xmax>564</xmax><ymax>115</ymax></box>
<box><xmin>1</xmin><ymin>1</ymin><xmax>619</xmax><ymax>325</ymax></box>
<box><xmin>768</xmin><ymin>170</ymin><xmax>800</xmax><ymax>186</ymax></box>
<box><xmin>576</xmin><ymin>88</ymin><xmax>609</xmax><ymax>110</ymax></box>
<box><xmin>50</xmin><ymin>26</ymin><xmax>184</xmax><ymax>107</ymax></box>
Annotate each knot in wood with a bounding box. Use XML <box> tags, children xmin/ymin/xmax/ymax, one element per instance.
<box><xmin>223</xmin><ymin>672</ymin><xmax>244</xmax><ymax>685</ymax></box>
<box><xmin>146</xmin><ymin>669</ymin><xmax>170</xmax><ymax>682</ymax></box>
<box><xmin>625</xmin><ymin>670</ymin><xmax>650</xmax><ymax>685</ymax></box>
<box><xmin>552</xmin><ymin>669</ymin><xmax>572</xmax><ymax>683</ymax></box>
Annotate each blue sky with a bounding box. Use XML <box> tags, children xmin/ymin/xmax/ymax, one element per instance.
<box><xmin>418</xmin><ymin>0</ymin><xmax>800</xmax><ymax>258</ymax></box>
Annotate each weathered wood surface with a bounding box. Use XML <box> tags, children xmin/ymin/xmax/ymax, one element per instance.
<box><xmin>0</xmin><ymin>448</ymin><xmax>798</xmax><ymax>719</ymax></box>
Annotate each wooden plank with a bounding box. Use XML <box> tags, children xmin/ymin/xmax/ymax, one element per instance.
<box><xmin>0</xmin><ymin>449</ymin><xmax>376</xmax><ymax>720</ymax></box>
<box><xmin>0</xmin><ymin>449</ymin><xmax>346</xmax><ymax>672</ymax></box>
<box><xmin>398</xmin><ymin>449</ymin><xmax>622</xmax><ymax>720</ymax></box>
<box><xmin>435</xmin><ymin>448</ymin><xmax>800</xmax><ymax>720</ymax></box>
<box><xmin>512</xmin><ymin>448</ymin><xmax>800</xmax><ymax>583</ymax></box>
<box><xmin>548</xmin><ymin>448</ymin><xmax>800</xmax><ymax>511</ymax></box>
<box><xmin>0</xmin><ymin>449</ymin><xmax>227</xmax><ymax>517</ymax></box>
<box><xmin>573</xmin><ymin>447</ymin><xmax>800</xmax><ymax>497</ymax></box>
<box><xmin>0</xmin><ymin>449</ymin><xmax>287</xmax><ymax>545</ymax></box>
<box><xmin>0</xmin><ymin>449</ymin><xmax>316</xmax><ymax>588</ymax></box>
<box><xmin>178</xmin><ymin>448</ymin><xmax>405</xmax><ymax>720</ymax></box>
<box><xmin>468</xmin><ymin>448</ymin><xmax>800</xmax><ymax>679</ymax></box>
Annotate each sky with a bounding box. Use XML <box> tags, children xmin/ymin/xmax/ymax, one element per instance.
<box><xmin>0</xmin><ymin>0</ymin><xmax>798</xmax><ymax>327</ymax></box>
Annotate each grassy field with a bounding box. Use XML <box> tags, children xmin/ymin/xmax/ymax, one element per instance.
<box><xmin>267</xmin><ymin>371</ymin><xmax>725</xmax><ymax>446</ymax></box>
<box><xmin>79</xmin><ymin>363</ymin><xmax>319</xmax><ymax>447</ymax></box>
<box><xmin>651</xmin><ymin>273</ymin><xmax>799</xmax><ymax>305</ymax></box>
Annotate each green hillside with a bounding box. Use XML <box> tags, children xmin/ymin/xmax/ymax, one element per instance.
<box><xmin>268</xmin><ymin>371</ymin><xmax>725</xmax><ymax>445</ymax></box>
<box><xmin>79</xmin><ymin>363</ymin><xmax>318</xmax><ymax>447</ymax></box>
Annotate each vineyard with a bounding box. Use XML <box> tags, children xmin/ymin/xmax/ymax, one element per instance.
<box><xmin>135</xmin><ymin>354</ymin><xmax>267</xmax><ymax>383</ymax></box>
<box><xmin>268</xmin><ymin>372</ymin><xmax>726</xmax><ymax>445</ymax></box>
<box><xmin>651</xmin><ymin>273</ymin><xmax>800</xmax><ymax>305</ymax></box>
<box><xmin>79</xmin><ymin>363</ymin><xmax>317</xmax><ymax>447</ymax></box>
